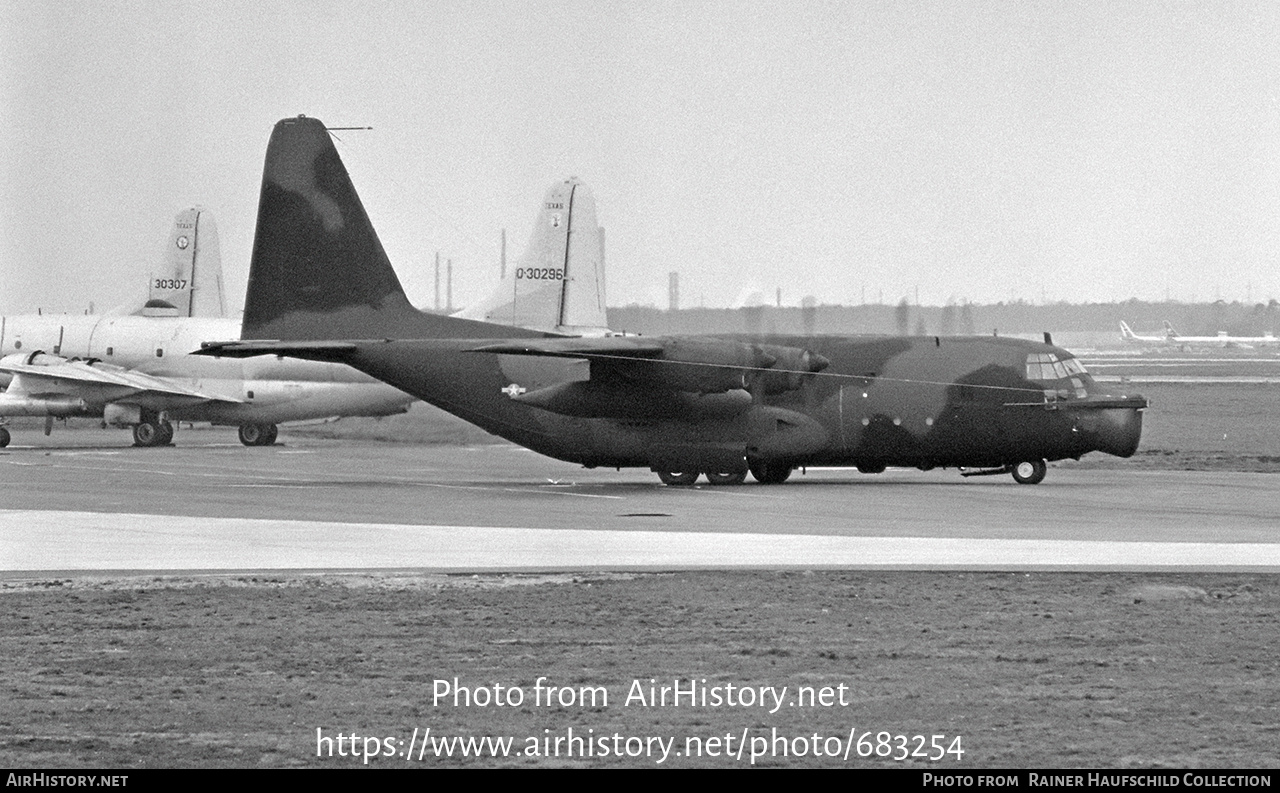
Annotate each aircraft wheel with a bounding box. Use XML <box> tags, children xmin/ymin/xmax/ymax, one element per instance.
<box><xmin>238</xmin><ymin>423</ymin><xmax>277</xmax><ymax>446</ymax></box>
<box><xmin>705</xmin><ymin>470</ymin><xmax>747</xmax><ymax>486</ymax></box>
<box><xmin>158</xmin><ymin>421</ymin><xmax>175</xmax><ymax>446</ymax></box>
<box><xmin>0</xmin><ymin>427</ymin><xmax>9</xmax><ymax>447</ymax></box>
<box><xmin>748</xmin><ymin>460</ymin><xmax>792</xmax><ymax>485</ymax></box>
<box><xmin>1011</xmin><ymin>459</ymin><xmax>1047</xmax><ymax>485</ymax></box>
<box><xmin>856</xmin><ymin>462</ymin><xmax>886</xmax><ymax>474</ymax></box>
<box><xmin>657</xmin><ymin>471</ymin><xmax>699</xmax><ymax>486</ymax></box>
<box><xmin>132</xmin><ymin>421</ymin><xmax>166</xmax><ymax>447</ymax></box>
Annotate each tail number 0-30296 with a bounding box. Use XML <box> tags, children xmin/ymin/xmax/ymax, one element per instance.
<box><xmin>515</xmin><ymin>268</ymin><xmax>563</xmax><ymax>281</ymax></box>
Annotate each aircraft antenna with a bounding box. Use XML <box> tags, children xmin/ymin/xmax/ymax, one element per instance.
<box><xmin>325</xmin><ymin>126</ymin><xmax>373</xmax><ymax>144</ymax></box>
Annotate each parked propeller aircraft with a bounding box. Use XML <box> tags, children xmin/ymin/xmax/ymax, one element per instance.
<box><xmin>0</xmin><ymin>207</ymin><xmax>416</xmax><ymax>448</ymax></box>
<box><xmin>454</xmin><ymin>178</ymin><xmax>609</xmax><ymax>336</ymax></box>
<box><xmin>200</xmin><ymin>115</ymin><xmax>1148</xmax><ymax>485</ymax></box>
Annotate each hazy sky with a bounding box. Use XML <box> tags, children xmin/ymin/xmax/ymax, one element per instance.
<box><xmin>3</xmin><ymin>0</ymin><xmax>1279</xmax><ymax>316</ymax></box>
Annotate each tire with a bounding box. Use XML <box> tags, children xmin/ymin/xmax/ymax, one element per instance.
<box><xmin>132</xmin><ymin>421</ymin><xmax>165</xmax><ymax>447</ymax></box>
<box><xmin>262</xmin><ymin>424</ymin><xmax>278</xmax><ymax>445</ymax></box>
<box><xmin>748</xmin><ymin>460</ymin><xmax>792</xmax><ymax>485</ymax></box>
<box><xmin>657</xmin><ymin>471</ymin><xmax>699</xmax><ymax>486</ymax></box>
<box><xmin>238</xmin><ymin>423</ymin><xmax>268</xmax><ymax>446</ymax></box>
<box><xmin>856</xmin><ymin>462</ymin><xmax>886</xmax><ymax>474</ymax></box>
<box><xmin>1011</xmin><ymin>459</ymin><xmax>1047</xmax><ymax>485</ymax></box>
<box><xmin>705</xmin><ymin>470</ymin><xmax>747</xmax><ymax>486</ymax></box>
<box><xmin>158</xmin><ymin>421</ymin><xmax>174</xmax><ymax>445</ymax></box>
<box><xmin>0</xmin><ymin>427</ymin><xmax>9</xmax><ymax>448</ymax></box>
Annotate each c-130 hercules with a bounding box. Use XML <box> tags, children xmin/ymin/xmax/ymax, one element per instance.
<box><xmin>201</xmin><ymin>116</ymin><xmax>1148</xmax><ymax>486</ymax></box>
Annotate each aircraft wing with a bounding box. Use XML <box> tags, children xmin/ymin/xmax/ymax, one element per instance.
<box><xmin>467</xmin><ymin>337</ymin><xmax>667</xmax><ymax>360</ymax></box>
<box><xmin>0</xmin><ymin>356</ymin><xmax>242</xmax><ymax>405</ymax></box>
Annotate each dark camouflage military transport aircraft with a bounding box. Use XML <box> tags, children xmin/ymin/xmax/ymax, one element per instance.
<box><xmin>200</xmin><ymin>116</ymin><xmax>1148</xmax><ymax>486</ymax></box>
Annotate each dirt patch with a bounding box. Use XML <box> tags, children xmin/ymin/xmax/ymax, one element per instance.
<box><xmin>1</xmin><ymin>571</ymin><xmax>1275</xmax><ymax>768</ymax></box>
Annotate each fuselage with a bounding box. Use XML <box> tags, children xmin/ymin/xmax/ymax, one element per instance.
<box><xmin>332</xmin><ymin>332</ymin><xmax>1145</xmax><ymax>471</ymax></box>
<box><xmin>0</xmin><ymin>313</ymin><xmax>414</xmax><ymax>423</ymax></box>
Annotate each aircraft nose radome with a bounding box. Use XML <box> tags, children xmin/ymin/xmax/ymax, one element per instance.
<box><xmin>1080</xmin><ymin>406</ymin><xmax>1145</xmax><ymax>458</ymax></box>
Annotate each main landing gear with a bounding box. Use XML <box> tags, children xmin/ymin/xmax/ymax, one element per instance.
<box><xmin>132</xmin><ymin>419</ymin><xmax>173</xmax><ymax>447</ymax></box>
<box><xmin>0</xmin><ymin>427</ymin><xmax>10</xmax><ymax>448</ymax></box>
<box><xmin>238</xmin><ymin>423</ymin><xmax>278</xmax><ymax>446</ymax></box>
<box><xmin>748</xmin><ymin>459</ymin><xmax>793</xmax><ymax>485</ymax></box>
<box><xmin>656</xmin><ymin>471</ymin><xmax>699</xmax><ymax>486</ymax></box>
<box><xmin>656</xmin><ymin>461</ymin><xmax>794</xmax><ymax>486</ymax></box>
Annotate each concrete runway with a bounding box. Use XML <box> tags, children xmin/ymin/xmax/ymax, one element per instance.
<box><xmin>3</xmin><ymin>430</ymin><xmax>1278</xmax><ymax>573</ymax></box>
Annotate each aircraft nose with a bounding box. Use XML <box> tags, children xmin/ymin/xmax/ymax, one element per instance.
<box><xmin>1078</xmin><ymin>405</ymin><xmax>1145</xmax><ymax>458</ymax></box>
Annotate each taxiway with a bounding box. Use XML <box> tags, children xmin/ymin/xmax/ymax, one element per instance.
<box><xmin>2</xmin><ymin>433</ymin><xmax>1278</xmax><ymax>573</ymax></box>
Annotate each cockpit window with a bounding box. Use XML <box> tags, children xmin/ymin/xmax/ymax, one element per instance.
<box><xmin>1025</xmin><ymin>353</ymin><xmax>1090</xmax><ymax>398</ymax></box>
<box><xmin>1025</xmin><ymin>353</ymin><xmax>1089</xmax><ymax>381</ymax></box>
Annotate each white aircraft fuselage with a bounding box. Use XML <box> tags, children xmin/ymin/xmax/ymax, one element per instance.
<box><xmin>0</xmin><ymin>312</ymin><xmax>414</xmax><ymax>426</ymax></box>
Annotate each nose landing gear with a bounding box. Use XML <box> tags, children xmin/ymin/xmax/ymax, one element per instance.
<box><xmin>1010</xmin><ymin>459</ymin><xmax>1047</xmax><ymax>485</ymax></box>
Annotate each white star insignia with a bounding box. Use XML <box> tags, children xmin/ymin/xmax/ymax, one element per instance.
<box><xmin>501</xmin><ymin>383</ymin><xmax>527</xmax><ymax>398</ymax></box>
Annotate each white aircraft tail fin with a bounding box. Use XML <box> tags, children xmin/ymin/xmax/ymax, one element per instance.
<box><xmin>1119</xmin><ymin>320</ymin><xmax>1135</xmax><ymax>340</ymax></box>
<box><xmin>454</xmin><ymin>178</ymin><xmax>608</xmax><ymax>335</ymax></box>
<box><xmin>1162</xmin><ymin>320</ymin><xmax>1179</xmax><ymax>338</ymax></box>
<box><xmin>141</xmin><ymin>207</ymin><xmax>226</xmax><ymax>318</ymax></box>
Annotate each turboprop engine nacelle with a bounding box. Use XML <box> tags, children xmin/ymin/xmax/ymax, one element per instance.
<box><xmin>0</xmin><ymin>393</ymin><xmax>89</xmax><ymax>416</ymax></box>
<box><xmin>748</xmin><ymin>345</ymin><xmax>830</xmax><ymax>395</ymax></box>
<box><xmin>515</xmin><ymin>381</ymin><xmax>754</xmax><ymax>419</ymax></box>
<box><xmin>601</xmin><ymin>339</ymin><xmax>829</xmax><ymax>394</ymax></box>
<box><xmin>0</xmin><ymin>352</ymin><xmax>92</xmax><ymax>415</ymax></box>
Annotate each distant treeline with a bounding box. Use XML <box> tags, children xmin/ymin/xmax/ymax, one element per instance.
<box><xmin>608</xmin><ymin>299</ymin><xmax>1280</xmax><ymax>338</ymax></box>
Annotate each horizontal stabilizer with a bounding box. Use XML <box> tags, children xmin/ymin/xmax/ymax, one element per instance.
<box><xmin>196</xmin><ymin>340</ymin><xmax>360</xmax><ymax>362</ymax></box>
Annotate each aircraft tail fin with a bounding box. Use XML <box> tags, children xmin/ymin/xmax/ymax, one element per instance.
<box><xmin>241</xmin><ymin>116</ymin><xmax>525</xmax><ymax>342</ymax></box>
<box><xmin>152</xmin><ymin>207</ymin><xmax>226</xmax><ymax>317</ymax></box>
<box><xmin>131</xmin><ymin>207</ymin><xmax>227</xmax><ymax>317</ymax></box>
<box><xmin>1119</xmin><ymin>320</ymin><xmax>1135</xmax><ymax>340</ymax></box>
<box><xmin>454</xmin><ymin>178</ymin><xmax>609</xmax><ymax>335</ymax></box>
<box><xmin>1163</xmin><ymin>320</ymin><xmax>1179</xmax><ymax>338</ymax></box>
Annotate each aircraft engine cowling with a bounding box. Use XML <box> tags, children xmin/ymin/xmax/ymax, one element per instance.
<box><xmin>598</xmin><ymin>339</ymin><xmax>774</xmax><ymax>393</ymax></box>
<box><xmin>747</xmin><ymin>345</ymin><xmax>830</xmax><ymax>395</ymax></box>
<box><xmin>596</xmin><ymin>339</ymin><xmax>827</xmax><ymax>394</ymax></box>
<box><xmin>0</xmin><ymin>393</ymin><xmax>90</xmax><ymax>416</ymax></box>
<box><xmin>515</xmin><ymin>381</ymin><xmax>753</xmax><ymax>419</ymax></box>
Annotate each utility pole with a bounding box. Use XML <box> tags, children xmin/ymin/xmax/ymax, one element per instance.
<box><xmin>447</xmin><ymin>259</ymin><xmax>454</xmax><ymax>312</ymax></box>
<box><xmin>434</xmin><ymin>252</ymin><xmax>441</xmax><ymax>312</ymax></box>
